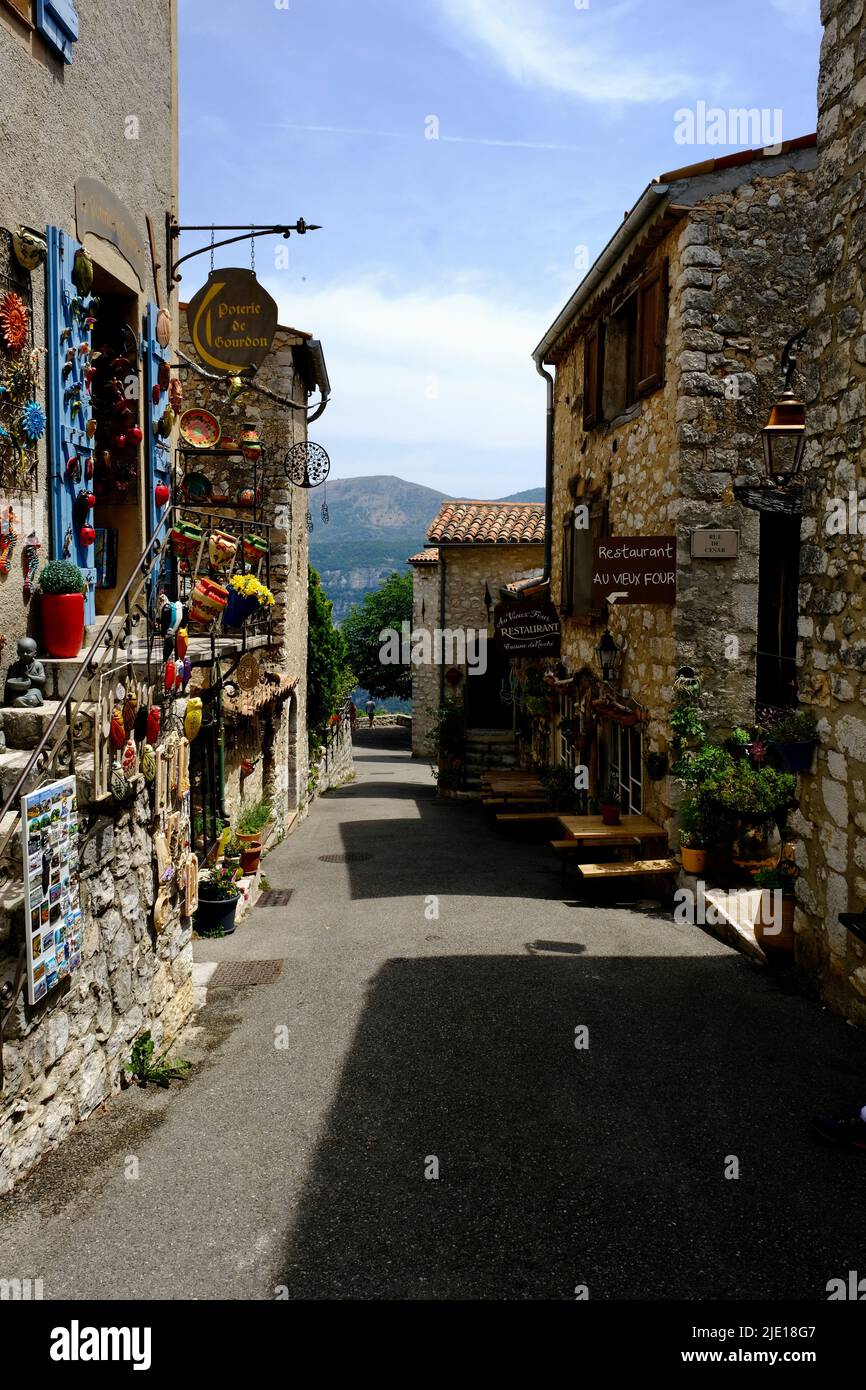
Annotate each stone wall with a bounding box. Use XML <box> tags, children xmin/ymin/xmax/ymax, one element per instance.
<box><xmin>794</xmin><ymin>0</ymin><xmax>866</xmax><ymax>1026</ymax></box>
<box><xmin>410</xmin><ymin>560</ymin><xmax>441</xmax><ymax>757</ymax></box>
<box><xmin>548</xmin><ymin>158</ymin><xmax>815</xmax><ymax>833</ymax></box>
<box><xmin>308</xmin><ymin>719</ymin><xmax>354</xmax><ymax>798</ymax></box>
<box><xmin>0</xmin><ymin>782</ymin><xmax>192</xmax><ymax>1195</ymax></box>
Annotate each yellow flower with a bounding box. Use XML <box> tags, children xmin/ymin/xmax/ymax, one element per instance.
<box><xmin>230</xmin><ymin>573</ymin><xmax>274</xmax><ymax>607</ymax></box>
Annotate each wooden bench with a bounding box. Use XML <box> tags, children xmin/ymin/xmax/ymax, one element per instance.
<box><xmin>495</xmin><ymin>811</ymin><xmax>561</xmax><ymax>828</ymax></box>
<box><xmin>576</xmin><ymin>858</ymin><xmax>679</xmax><ymax>881</ymax></box>
<box><xmin>482</xmin><ymin>796</ymin><xmax>547</xmax><ymax>808</ymax></box>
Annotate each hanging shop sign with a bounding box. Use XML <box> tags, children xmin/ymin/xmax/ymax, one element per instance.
<box><xmin>592</xmin><ymin>536</ymin><xmax>677</xmax><ymax>607</ymax></box>
<box><xmin>21</xmin><ymin>776</ymin><xmax>82</xmax><ymax>1005</ymax></box>
<box><xmin>186</xmin><ymin>268</ymin><xmax>278</xmax><ymax>374</ymax></box>
<box><xmin>690</xmin><ymin>528</ymin><xmax>739</xmax><ymax>559</ymax></box>
<box><xmin>494</xmin><ymin>598</ymin><xmax>561</xmax><ymax>655</ymax></box>
<box><xmin>75</xmin><ymin>179</ymin><xmax>147</xmax><ymax>291</ymax></box>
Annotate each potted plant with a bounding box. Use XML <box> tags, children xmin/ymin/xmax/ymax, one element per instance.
<box><xmin>222</xmin><ymin>834</ymin><xmax>242</xmax><ymax>872</ymax></box>
<box><xmin>541</xmin><ymin>763</ymin><xmax>575</xmax><ymax>811</ymax></box>
<box><xmin>769</xmin><ymin>709</ymin><xmax>818</xmax><ymax>774</ymax></box>
<box><xmin>224</xmin><ymin>572</ymin><xmax>275</xmax><ymax>629</ymax></box>
<box><xmin>598</xmin><ymin>775</ymin><xmax>621</xmax><ymax>826</ymax></box>
<box><xmin>235</xmin><ymin>799</ymin><xmax>272</xmax><ymax>848</ymax></box>
<box><xmin>670</xmin><ymin>700</ymin><xmax>706</xmax><ymax>751</ymax></box>
<box><xmin>753</xmin><ymin>859</ymin><xmax>798</xmax><ymax>958</ymax></box>
<box><xmin>37</xmin><ymin>559</ymin><xmax>86</xmax><ymax>658</ymax></box>
<box><xmin>678</xmin><ymin>795</ymin><xmax>710</xmax><ymax>875</ymax></box>
<box><xmin>195</xmin><ymin>864</ymin><xmax>241</xmax><ymax>936</ymax></box>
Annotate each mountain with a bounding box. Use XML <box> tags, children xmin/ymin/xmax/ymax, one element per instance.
<box><xmin>309</xmin><ymin>475</ymin><xmax>544</xmax><ymax>623</ymax></box>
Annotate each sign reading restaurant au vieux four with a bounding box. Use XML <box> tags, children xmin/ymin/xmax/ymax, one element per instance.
<box><xmin>591</xmin><ymin>536</ymin><xmax>677</xmax><ymax>607</ymax></box>
<box><xmin>186</xmin><ymin>268</ymin><xmax>279</xmax><ymax>374</ymax></box>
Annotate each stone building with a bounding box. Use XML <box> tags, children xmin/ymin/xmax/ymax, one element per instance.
<box><xmin>0</xmin><ymin>0</ymin><xmax>186</xmax><ymax>1191</ymax></box>
<box><xmin>408</xmin><ymin>501</ymin><xmax>545</xmax><ymax>768</ymax></box>
<box><xmin>533</xmin><ymin>138</ymin><xmax>817</xmax><ymax>834</ymax></box>
<box><xmin>793</xmin><ymin>0</ymin><xmax>866</xmax><ymax>1027</ymax></box>
<box><xmin>176</xmin><ymin>315</ymin><xmax>329</xmax><ymax>838</ymax></box>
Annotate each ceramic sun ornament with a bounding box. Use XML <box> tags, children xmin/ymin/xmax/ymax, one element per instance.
<box><xmin>0</xmin><ymin>293</ymin><xmax>28</xmax><ymax>352</ymax></box>
<box><xmin>20</xmin><ymin>400</ymin><xmax>46</xmax><ymax>442</ymax></box>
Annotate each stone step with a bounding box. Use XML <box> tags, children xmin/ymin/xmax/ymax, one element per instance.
<box><xmin>0</xmin><ymin>701</ymin><xmax>96</xmax><ymax>750</ymax></box>
<box><xmin>42</xmin><ymin>631</ymin><xmax>274</xmax><ymax>699</ymax></box>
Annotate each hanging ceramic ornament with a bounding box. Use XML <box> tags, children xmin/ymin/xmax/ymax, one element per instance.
<box><xmin>123</xmin><ymin>689</ymin><xmax>138</xmax><ymax>732</ymax></box>
<box><xmin>109</xmin><ymin>706</ymin><xmax>126</xmax><ymax>749</ymax></box>
<box><xmin>80</xmin><ymin>524</ymin><xmax>96</xmax><ymax>547</ymax></box>
<box><xmin>181</xmin><ymin>655</ymin><xmax>192</xmax><ymax>687</ymax></box>
<box><xmin>146</xmin><ymin>706</ymin><xmax>161</xmax><ymax>744</ymax></box>
<box><xmin>164</xmin><ymin>659</ymin><xmax>176</xmax><ymax>692</ymax></box>
<box><xmin>156</xmin><ymin>307</ymin><xmax>172</xmax><ymax>348</ymax></box>
<box><xmin>71</xmin><ymin>249</ymin><xmax>94</xmax><ymax>296</ymax></box>
<box><xmin>155</xmin><ymin>482</ymin><xmax>171</xmax><ymax>508</ymax></box>
<box><xmin>183</xmin><ymin>696</ymin><xmax>202</xmax><ymax>742</ymax></box>
<box><xmin>12</xmin><ymin>228</ymin><xmax>47</xmax><ymax>271</ymax></box>
<box><xmin>127</xmin><ymin>424</ymin><xmax>143</xmax><ymax>446</ymax></box>
<box><xmin>140</xmin><ymin>744</ymin><xmax>156</xmax><ymax>783</ymax></box>
<box><xmin>168</xmin><ymin>377</ymin><xmax>183</xmax><ymax>412</ymax></box>
<box><xmin>121</xmin><ymin>736</ymin><xmax>138</xmax><ymax>780</ymax></box>
<box><xmin>20</xmin><ymin>400</ymin><xmax>46</xmax><ymax>442</ymax></box>
<box><xmin>110</xmin><ymin>766</ymin><xmax>133</xmax><ymax>805</ymax></box>
<box><xmin>134</xmin><ymin>704</ymin><xmax>149</xmax><ymax>742</ymax></box>
<box><xmin>176</xmin><ymin>627</ymin><xmax>188</xmax><ymax>660</ymax></box>
<box><xmin>0</xmin><ymin>292</ymin><xmax>28</xmax><ymax>352</ymax></box>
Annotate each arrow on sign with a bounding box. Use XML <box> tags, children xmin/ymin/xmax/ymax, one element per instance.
<box><xmin>606</xmin><ymin>591</ymin><xmax>629</xmax><ymax>604</ymax></box>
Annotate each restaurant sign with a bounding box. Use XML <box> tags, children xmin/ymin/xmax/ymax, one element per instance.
<box><xmin>494</xmin><ymin>599</ymin><xmax>561</xmax><ymax>655</ymax></box>
<box><xmin>186</xmin><ymin>268</ymin><xmax>279</xmax><ymax>374</ymax></box>
<box><xmin>591</xmin><ymin>536</ymin><xmax>677</xmax><ymax>606</ymax></box>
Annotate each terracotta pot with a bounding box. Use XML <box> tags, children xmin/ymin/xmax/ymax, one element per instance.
<box><xmin>600</xmin><ymin>802</ymin><xmax>620</xmax><ymax>826</ymax></box>
<box><xmin>681</xmin><ymin>845</ymin><xmax>708</xmax><ymax>875</ymax></box>
<box><xmin>41</xmin><ymin>592</ymin><xmax>85</xmax><ymax>658</ymax></box>
<box><xmin>754</xmin><ymin>892</ymin><xmax>796</xmax><ymax>958</ymax></box>
<box><xmin>236</xmin><ymin>829</ymin><xmax>263</xmax><ymax>848</ymax></box>
<box><xmin>241</xmin><ymin>846</ymin><xmax>261</xmax><ymax>874</ymax></box>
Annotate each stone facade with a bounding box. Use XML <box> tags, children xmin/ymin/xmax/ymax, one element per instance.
<box><xmin>794</xmin><ymin>0</ymin><xmax>866</xmax><ymax>1026</ymax></box>
<box><xmin>176</xmin><ymin>320</ymin><xmax>313</xmax><ymax>837</ymax></box>
<box><xmin>542</xmin><ymin>145</ymin><xmax>816</xmax><ymax>833</ymax></box>
<box><xmin>409</xmin><ymin>539</ymin><xmax>544</xmax><ymax>759</ymax></box>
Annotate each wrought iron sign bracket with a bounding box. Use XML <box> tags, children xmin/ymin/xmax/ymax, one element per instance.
<box><xmin>165</xmin><ymin>219</ymin><xmax>321</xmax><ymax>288</ymax></box>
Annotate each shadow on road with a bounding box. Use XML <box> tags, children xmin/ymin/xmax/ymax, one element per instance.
<box><xmin>278</xmin><ymin>951</ymin><xmax>866</xmax><ymax>1299</ymax></box>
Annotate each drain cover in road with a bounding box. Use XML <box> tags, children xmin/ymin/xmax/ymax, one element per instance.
<box><xmin>318</xmin><ymin>852</ymin><xmax>372</xmax><ymax>863</ymax></box>
<box><xmin>210</xmin><ymin>960</ymin><xmax>284</xmax><ymax>989</ymax></box>
<box><xmin>259</xmin><ymin>889</ymin><xmax>294</xmax><ymax>906</ymax></box>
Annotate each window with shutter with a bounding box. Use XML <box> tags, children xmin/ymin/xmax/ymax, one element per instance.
<box><xmin>560</xmin><ymin>511</ymin><xmax>574</xmax><ymax>615</ymax></box>
<box><xmin>635</xmin><ymin>259</ymin><xmax>668</xmax><ymax>399</ymax></box>
<box><xmin>34</xmin><ymin>0</ymin><xmax>78</xmax><ymax>62</ymax></box>
<box><xmin>582</xmin><ymin>321</ymin><xmax>605</xmax><ymax>430</ymax></box>
<box><xmin>561</xmin><ymin>500</ymin><xmax>607</xmax><ymax>620</ymax></box>
<box><xmin>2</xmin><ymin>0</ymin><xmax>34</xmax><ymax>24</ymax></box>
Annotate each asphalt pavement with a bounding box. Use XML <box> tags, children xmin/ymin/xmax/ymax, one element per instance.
<box><xmin>1</xmin><ymin>724</ymin><xmax>865</xmax><ymax>1301</ymax></box>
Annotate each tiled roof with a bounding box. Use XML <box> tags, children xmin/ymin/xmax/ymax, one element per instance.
<box><xmin>427</xmin><ymin>501</ymin><xmax>545</xmax><ymax>546</ymax></box>
<box><xmin>408</xmin><ymin>547</ymin><xmax>440</xmax><ymax>565</ymax></box>
<box><xmin>504</xmin><ymin>571</ymin><xmax>546</xmax><ymax>594</ymax></box>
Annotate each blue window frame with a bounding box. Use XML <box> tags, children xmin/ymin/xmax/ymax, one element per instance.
<box><xmin>35</xmin><ymin>0</ymin><xmax>78</xmax><ymax>63</ymax></box>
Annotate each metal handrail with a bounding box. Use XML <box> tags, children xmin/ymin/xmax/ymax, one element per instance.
<box><xmin>0</xmin><ymin>507</ymin><xmax>174</xmax><ymax>842</ymax></box>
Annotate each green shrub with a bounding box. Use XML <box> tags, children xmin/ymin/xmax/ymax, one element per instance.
<box><xmin>771</xmin><ymin>709</ymin><xmax>818</xmax><ymax>744</ymax></box>
<box><xmin>38</xmin><ymin>559</ymin><xmax>85</xmax><ymax>595</ymax></box>
<box><xmin>236</xmin><ymin>800</ymin><xmax>272</xmax><ymax>835</ymax></box>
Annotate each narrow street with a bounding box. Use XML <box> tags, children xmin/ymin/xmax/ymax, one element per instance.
<box><xmin>0</xmin><ymin>725</ymin><xmax>863</xmax><ymax>1301</ymax></box>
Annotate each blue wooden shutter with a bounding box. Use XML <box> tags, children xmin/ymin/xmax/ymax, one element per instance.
<box><xmin>45</xmin><ymin>225</ymin><xmax>96</xmax><ymax>623</ymax></box>
<box><xmin>35</xmin><ymin>0</ymin><xmax>79</xmax><ymax>63</ymax></box>
<box><xmin>142</xmin><ymin>302</ymin><xmax>172</xmax><ymax>542</ymax></box>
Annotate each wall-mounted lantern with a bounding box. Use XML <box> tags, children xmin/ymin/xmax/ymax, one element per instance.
<box><xmin>595</xmin><ymin>628</ymin><xmax>620</xmax><ymax>684</ymax></box>
<box><xmin>761</xmin><ymin>330</ymin><xmax>807</xmax><ymax>485</ymax></box>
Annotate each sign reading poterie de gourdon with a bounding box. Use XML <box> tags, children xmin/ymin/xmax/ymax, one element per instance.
<box><xmin>186</xmin><ymin>268</ymin><xmax>279</xmax><ymax>374</ymax></box>
<box><xmin>591</xmin><ymin>537</ymin><xmax>677</xmax><ymax>606</ymax></box>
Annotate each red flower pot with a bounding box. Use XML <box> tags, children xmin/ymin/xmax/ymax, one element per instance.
<box><xmin>40</xmin><ymin>592</ymin><xmax>85</xmax><ymax>658</ymax></box>
<box><xmin>241</xmin><ymin>846</ymin><xmax>261</xmax><ymax>875</ymax></box>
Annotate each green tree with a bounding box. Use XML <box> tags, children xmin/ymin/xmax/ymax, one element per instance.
<box><xmin>342</xmin><ymin>571</ymin><xmax>413</xmax><ymax>701</ymax></box>
<box><xmin>307</xmin><ymin>565</ymin><xmax>351</xmax><ymax>729</ymax></box>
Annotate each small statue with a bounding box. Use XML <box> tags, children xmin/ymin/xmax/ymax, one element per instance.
<box><xmin>4</xmin><ymin>638</ymin><xmax>46</xmax><ymax>708</ymax></box>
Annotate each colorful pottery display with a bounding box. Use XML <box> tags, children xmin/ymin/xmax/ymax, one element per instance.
<box><xmin>240</xmin><ymin>426</ymin><xmax>261</xmax><ymax>462</ymax></box>
<box><xmin>242</xmin><ymin>534</ymin><xmax>268</xmax><ymax>565</ymax></box>
<box><xmin>181</xmin><ymin>471</ymin><xmax>212</xmax><ymax>502</ymax></box>
<box><xmin>189</xmin><ymin>578</ymin><xmax>228</xmax><ymax>627</ymax></box>
<box><xmin>178</xmin><ymin>409</ymin><xmax>220</xmax><ymax>449</ymax></box>
<box><xmin>208</xmin><ymin>530</ymin><xmax>237</xmax><ymax>569</ymax></box>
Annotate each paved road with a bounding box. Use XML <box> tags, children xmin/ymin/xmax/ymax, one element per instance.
<box><xmin>1</xmin><ymin>726</ymin><xmax>865</xmax><ymax>1300</ymax></box>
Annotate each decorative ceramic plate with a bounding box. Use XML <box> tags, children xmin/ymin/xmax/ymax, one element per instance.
<box><xmin>179</xmin><ymin>409</ymin><xmax>220</xmax><ymax>449</ymax></box>
<box><xmin>182</xmin><ymin>471</ymin><xmax>213</xmax><ymax>502</ymax></box>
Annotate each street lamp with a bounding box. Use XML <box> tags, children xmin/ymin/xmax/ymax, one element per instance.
<box><xmin>595</xmin><ymin>629</ymin><xmax>620</xmax><ymax>684</ymax></box>
<box><xmin>762</xmin><ymin>330</ymin><xmax>807</xmax><ymax>484</ymax></box>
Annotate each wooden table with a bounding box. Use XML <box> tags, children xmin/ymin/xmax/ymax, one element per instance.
<box><xmin>484</xmin><ymin>772</ymin><xmax>545</xmax><ymax>800</ymax></box>
<box><xmin>556</xmin><ymin>813</ymin><xmax>666</xmax><ymax>845</ymax></box>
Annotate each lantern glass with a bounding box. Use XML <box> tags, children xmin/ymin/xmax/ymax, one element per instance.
<box><xmin>761</xmin><ymin>390</ymin><xmax>806</xmax><ymax>483</ymax></box>
<box><xmin>596</xmin><ymin>629</ymin><xmax>619</xmax><ymax>682</ymax></box>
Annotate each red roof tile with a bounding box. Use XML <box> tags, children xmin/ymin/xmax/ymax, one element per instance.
<box><xmin>427</xmin><ymin>501</ymin><xmax>545</xmax><ymax>546</ymax></box>
<box><xmin>408</xmin><ymin>547</ymin><xmax>440</xmax><ymax>565</ymax></box>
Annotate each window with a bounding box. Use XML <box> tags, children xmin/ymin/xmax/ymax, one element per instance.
<box><xmin>756</xmin><ymin>511</ymin><xmax>801</xmax><ymax>713</ymax></box>
<box><xmin>581</xmin><ymin>258</ymin><xmax>669</xmax><ymax>428</ymax></box>
<box><xmin>582</xmin><ymin>321</ymin><xmax>604</xmax><ymax>429</ymax></box>
<box><xmin>606</xmin><ymin>724</ymin><xmax>644</xmax><ymax>815</ymax></box>
<box><xmin>1</xmin><ymin>0</ymin><xmax>33</xmax><ymax>23</ymax></box>
<box><xmin>35</xmin><ymin>0</ymin><xmax>78</xmax><ymax>62</ymax></box>
<box><xmin>560</xmin><ymin>499</ymin><xmax>607</xmax><ymax>619</ymax></box>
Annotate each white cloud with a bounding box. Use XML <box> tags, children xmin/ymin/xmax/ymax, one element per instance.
<box><xmin>434</xmin><ymin>0</ymin><xmax>696</xmax><ymax>104</ymax></box>
<box><xmin>263</xmin><ymin>275</ymin><xmax>548</xmax><ymax>465</ymax></box>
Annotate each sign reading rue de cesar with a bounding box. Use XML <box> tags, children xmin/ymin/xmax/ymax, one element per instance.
<box><xmin>186</xmin><ymin>268</ymin><xmax>279</xmax><ymax>374</ymax></box>
<box><xmin>592</xmin><ymin>537</ymin><xmax>677</xmax><ymax>606</ymax></box>
<box><xmin>494</xmin><ymin>599</ymin><xmax>561</xmax><ymax>655</ymax></box>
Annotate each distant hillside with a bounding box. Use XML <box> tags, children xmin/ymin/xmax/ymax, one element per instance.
<box><xmin>310</xmin><ymin>475</ymin><xmax>544</xmax><ymax>622</ymax></box>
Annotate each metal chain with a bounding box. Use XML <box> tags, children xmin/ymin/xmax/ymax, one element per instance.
<box><xmin>210</xmin><ymin>226</ymin><xmax>214</xmax><ymax>274</ymax></box>
<box><xmin>250</xmin><ymin>225</ymin><xmax>255</xmax><ymax>274</ymax></box>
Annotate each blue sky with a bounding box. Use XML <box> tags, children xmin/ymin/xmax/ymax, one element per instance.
<box><xmin>178</xmin><ymin>0</ymin><xmax>821</xmax><ymax>498</ymax></box>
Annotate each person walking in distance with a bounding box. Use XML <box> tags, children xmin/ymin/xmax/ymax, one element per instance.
<box><xmin>365</xmin><ymin>697</ymin><xmax>375</xmax><ymax>728</ymax></box>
